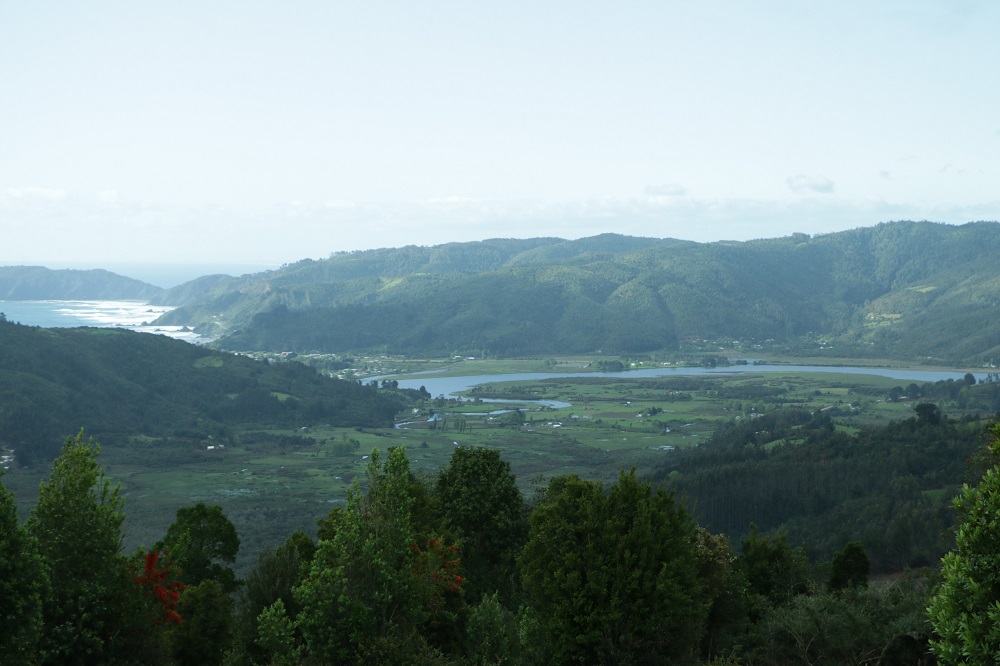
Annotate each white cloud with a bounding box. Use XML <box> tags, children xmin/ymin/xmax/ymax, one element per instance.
<box><xmin>644</xmin><ymin>183</ymin><xmax>688</xmax><ymax>197</ymax></box>
<box><xmin>97</xmin><ymin>190</ymin><xmax>119</xmax><ymax>203</ymax></box>
<box><xmin>787</xmin><ymin>174</ymin><xmax>835</xmax><ymax>194</ymax></box>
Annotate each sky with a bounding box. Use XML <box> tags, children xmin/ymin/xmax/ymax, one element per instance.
<box><xmin>2</xmin><ymin>1</ymin><xmax>998</xmax><ymax>274</ymax></box>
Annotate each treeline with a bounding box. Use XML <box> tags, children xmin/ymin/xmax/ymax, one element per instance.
<box><xmin>8</xmin><ymin>430</ymin><xmax>984</xmax><ymax>665</ymax></box>
<box><xmin>0</xmin><ymin>320</ymin><xmax>400</xmax><ymax>465</ymax></box>
<box><xmin>652</xmin><ymin>405</ymin><xmax>984</xmax><ymax>571</ymax></box>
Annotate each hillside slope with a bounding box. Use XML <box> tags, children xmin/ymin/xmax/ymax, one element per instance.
<box><xmin>0</xmin><ymin>320</ymin><xmax>401</xmax><ymax>465</ymax></box>
<box><xmin>152</xmin><ymin>222</ymin><xmax>1000</xmax><ymax>363</ymax></box>
<box><xmin>0</xmin><ymin>266</ymin><xmax>164</xmax><ymax>301</ymax></box>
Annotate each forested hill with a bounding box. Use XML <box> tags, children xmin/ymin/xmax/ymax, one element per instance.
<box><xmin>153</xmin><ymin>221</ymin><xmax>1000</xmax><ymax>364</ymax></box>
<box><xmin>0</xmin><ymin>265</ymin><xmax>164</xmax><ymax>300</ymax></box>
<box><xmin>0</xmin><ymin>320</ymin><xmax>400</xmax><ymax>465</ymax></box>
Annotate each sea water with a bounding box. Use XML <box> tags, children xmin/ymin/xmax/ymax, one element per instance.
<box><xmin>0</xmin><ymin>300</ymin><xmax>204</xmax><ymax>343</ymax></box>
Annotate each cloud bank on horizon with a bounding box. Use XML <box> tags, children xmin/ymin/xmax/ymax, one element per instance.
<box><xmin>1</xmin><ymin>1</ymin><xmax>998</xmax><ymax>266</ymax></box>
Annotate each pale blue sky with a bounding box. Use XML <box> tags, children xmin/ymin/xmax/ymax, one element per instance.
<box><xmin>2</xmin><ymin>1</ymin><xmax>998</xmax><ymax>267</ymax></box>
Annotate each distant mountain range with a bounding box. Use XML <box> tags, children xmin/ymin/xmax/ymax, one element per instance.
<box><xmin>7</xmin><ymin>221</ymin><xmax>1000</xmax><ymax>364</ymax></box>
<box><xmin>0</xmin><ymin>266</ymin><xmax>163</xmax><ymax>301</ymax></box>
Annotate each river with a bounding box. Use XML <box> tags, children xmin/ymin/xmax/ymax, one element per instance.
<box><xmin>388</xmin><ymin>364</ymin><xmax>984</xmax><ymax>402</ymax></box>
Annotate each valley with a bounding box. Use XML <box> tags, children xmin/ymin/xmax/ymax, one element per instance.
<box><xmin>4</xmin><ymin>353</ymin><xmax>989</xmax><ymax>576</ymax></box>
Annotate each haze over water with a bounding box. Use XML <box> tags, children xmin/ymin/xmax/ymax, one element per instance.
<box><xmin>0</xmin><ymin>299</ymin><xmax>204</xmax><ymax>343</ymax></box>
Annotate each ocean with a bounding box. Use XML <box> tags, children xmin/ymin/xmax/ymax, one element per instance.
<box><xmin>0</xmin><ymin>300</ymin><xmax>205</xmax><ymax>343</ymax></box>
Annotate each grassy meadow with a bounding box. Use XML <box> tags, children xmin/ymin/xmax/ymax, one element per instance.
<box><xmin>5</xmin><ymin>358</ymin><xmax>967</xmax><ymax>574</ymax></box>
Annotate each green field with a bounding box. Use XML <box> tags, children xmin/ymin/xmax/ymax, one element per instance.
<box><xmin>4</xmin><ymin>359</ymin><xmax>974</xmax><ymax>574</ymax></box>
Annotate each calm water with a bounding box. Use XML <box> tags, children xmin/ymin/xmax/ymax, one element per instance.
<box><xmin>391</xmin><ymin>365</ymin><xmax>984</xmax><ymax>400</ymax></box>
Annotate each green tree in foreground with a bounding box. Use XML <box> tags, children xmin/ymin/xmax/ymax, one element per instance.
<box><xmin>295</xmin><ymin>447</ymin><xmax>465</xmax><ymax>663</ymax></box>
<box><xmin>0</xmin><ymin>473</ymin><xmax>48</xmax><ymax>665</ymax></box>
<box><xmin>26</xmin><ymin>431</ymin><xmax>132</xmax><ymax>665</ymax></box>
<box><xmin>159</xmin><ymin>501</ymin><xmax>241</xmax><ymax>594</ymax></box>
<box><xmin>519</xmin><ymin>470</ymin><xmax>706</xmax><ymax>665</ymax></box>
<box><xmin>928</xmin><ymin>422</ymin><xmax>1000</xmax><ymax>663</ymax></box>
<box><xmin>229</xmin><ymin>531</ymin><xmax>315</xmax><ymax>666</ymax></box>
<box><xmin>167</xmin><ymin>579</ymin><xmax>232</xmax><ymax>666</ymax></box>
<box><xmin>436</xmin><ymin>446</ymin><xmax>527</xmax><ymax>604</ymax></box>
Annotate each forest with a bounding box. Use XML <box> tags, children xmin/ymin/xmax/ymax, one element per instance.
<box><xmin>9</xmin><ymin>222</ymin><xmax>1000</xmax><ymax>364</ymax></box>
<box><xmin>5</xmin><ymin>422</ymin><xmax>1000</xmax><ymax>665</ymax></box>
<box><xmin>0</xmin><ymin>318</ymin><xmax>401</xmax><ymax>465</ymax></box>
<box><xmin>145</xmin><ymin>221</ymin><xmax>1000</xmax><ymax>365</ymax></box>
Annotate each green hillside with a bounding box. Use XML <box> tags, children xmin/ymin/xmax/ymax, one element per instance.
<box><xmin>150</xmin><ymin>221</ymin><xmax>1000</xmax><ymax>363</ymax></box>
<box><xmin>0</xmin><ymin>266</ymin><xmax>164</xmax><ymax>300</ymax></box>
<box><xmin>0</xmin><ymin>319</ymin><xmax>401</xmax><ymax>465</ymax></box>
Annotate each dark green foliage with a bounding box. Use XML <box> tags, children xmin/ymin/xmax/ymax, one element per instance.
<box><xmin>294</xmin><ymin>448</ymin><xmax>464</xmax><ymax>662</ymax></box>
<box><xmin>26</xmin><ymin>432</ymin><xmax>133</xmax><ymax>665</ymax></box>
<box><xmin>695</xmin><ymin>528</ymin><xmax>748</xmax><ymax>661</ymax></box>
<box><xmin>229</xmin><ymin>533</ymin><xmax>313</xmax><ymax>666</ymax></box>
<box><xmin>739</xmin><ymin>524</ymin><xmax>811</xmax><ymax>610</ymax></box>
<box><xmin>653</xmin><ymin>407</ymin><xmax>982</xmax><ymax>570</ymax></box>
<box><xmin>0</xmin><ymin>319</ymin><xmax>400</xmax><ymax>463</ymax></box>
<box><xmin>928</xmin><ymin>423</ymin><xmax>1000</xmax><ymax>663</ymax></box>
<box><xmin>519</xmin><ymin>470</ymin><xmax>707</xmax><ymax>664</ymax></box>
<box><xmin>254</xmin><ymin>599</ymin><xmax>301</xmax><ymax>666</ymax></box>
<box><xmin>829</xmin><ymin>541</ymin><xmax>870</xmax><ymax>591</ymax></box>
<box><xmin>4</xmin><ymin>432</ymin><xmax>987</xmax><ymax>665</ymax></box>
<box><xmin>749</xmin><ymin>577</ymin><xmax>933</xmax><ymax>665</ymax></box>
<box><xmin>0</xmin><ymin>473</ymin><xmax>48</xmax><ymax>665</ymax></box>
<box><xmin>159</xmin><ymin>502</ymin><xmax>240</xmax><ymax>594</ymax></box>
<box><xmin>466</xmin><ymin>593</ymin><xmax>520</xmax><ymax>665</ymax></box>
<box><xmin>436</xmin><ymin>446</ymin><xmax>528</xmax><ymax>603</ymax></box>
<box><xmin>167</xmin><ymin>580</ymin><xmax>233</xmax><ymax>666</ymax></box>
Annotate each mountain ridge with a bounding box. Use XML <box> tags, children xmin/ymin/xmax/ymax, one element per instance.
<box><xmin>150</xmin><ymin>221</ymin><xmax>1000</xmax><ymax>364</ymax></box>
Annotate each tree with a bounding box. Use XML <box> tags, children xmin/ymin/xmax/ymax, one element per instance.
<box><xmin>914</xmin><ymin>402</ymin><xmax>941</xmax><ymax>426</ymax></box>
<box><xmin>229</xmin><ymin>532</ymin><xmax>314</xmax><ymax>666</ymax></box>
<box><xmin>294</xmin><ymin>447</ymin><xmax>464</xmax><ymax>662</ymax></box>
<box><xmin>159</xmin><ymin>502</ymin><xmax>240</xmax><ymax>594</ymax></box>
<box><xmin>167</xmin><ymin>579</ymin><xmax>233</xmax><ymax>666</ymax></box>
<box><xmin>0</xmin><ymin>473</ymin><xmax>48</xmax><ymax>665</ymax></box>
<box><xmin>928</xmin><ymin>423</ymin><xmax>1000</xmax><ymax>663</ymax></box>
<box><xmin>26</xmin><ymin>431</ymin><xmax>133</xmax><ymax>665</ymax></box>
<box><xmin>739</xmin><ymin>524</ymin><xmax>811</xmax><ymax>611</ymax></box>
<box><xmin>519</xmin><ymin>471</ymin><xmax>707</xmax><ymax>664</ymax></box>
<box><xmin>753</xmin><ymin>578</ymin><xmax>933</xmax><ymax>666</ymax></box>
<box><xmin>829</xmin><ymin>541</ymin><xmax>870</xmax><ymax>591</ymax></box>
<box><xmin>255</xmin><ymin>599</ymin><xmax>301</xmax><ymax>666</ymax></box>
<box><xmin>436</xmin><ymin>446</ymin><xmax>527</xmax><ymax>603</ymax></box>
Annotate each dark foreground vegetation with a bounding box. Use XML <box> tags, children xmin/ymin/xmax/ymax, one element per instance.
<box><xmin>6</xmin><ymin>422</ymin><xmax>1000</xmax><ymax>665</ymax></box>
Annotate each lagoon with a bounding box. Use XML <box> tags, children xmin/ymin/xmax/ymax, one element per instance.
<box><xmin>390</xmin><ymin>364</ymin><xmax>984</xmax><ymax>401</ymax></box>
